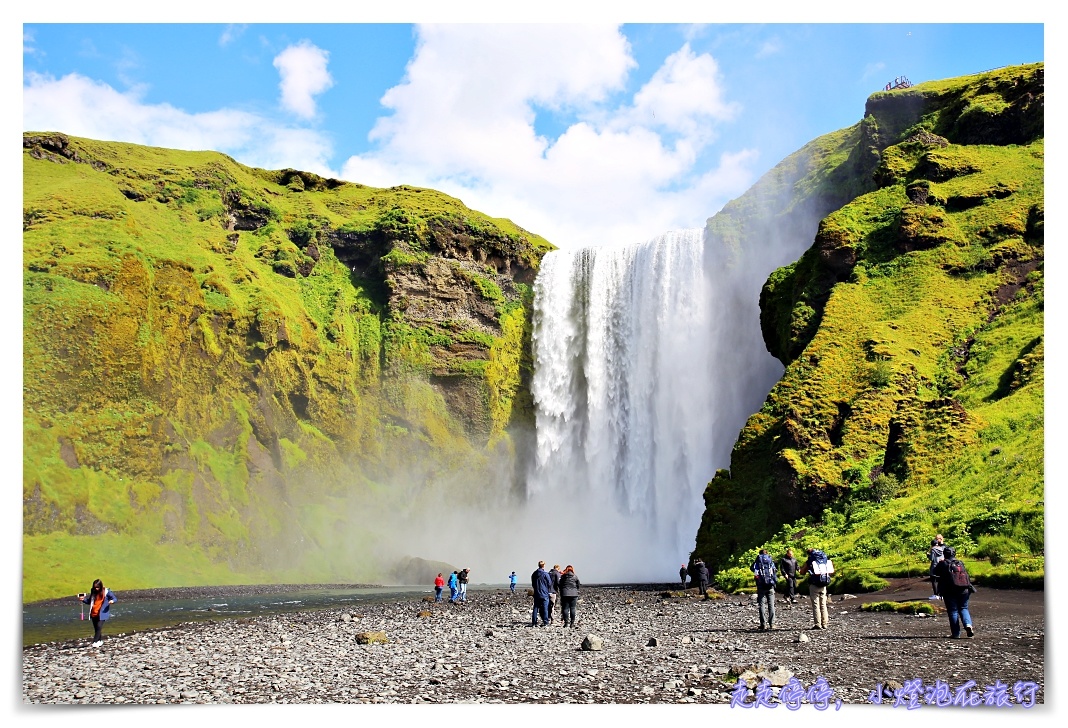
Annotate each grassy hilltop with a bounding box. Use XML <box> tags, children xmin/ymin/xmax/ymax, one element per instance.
<box><xmin>22</xmin><ymin>134</ymin><xmax>552</xmax><ymax>601</ymax></box>
<box><xmin>695</xmin><ymin>63</ymin><xmax>1044</xmax><ymax>591</ymax></box>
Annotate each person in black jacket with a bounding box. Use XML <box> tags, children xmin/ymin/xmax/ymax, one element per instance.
<box><xmin>779</xmin><ymin>548</ymin><xmax>798</xmax><ymax>604</ymax></box>
<box><xmin>933</xmin><ymin>547</ymin><xmax>976</xmax><ymax>639</ymax></box>
<box><xmin>679</xmin><ymin>564</ymin><xmax>688</xmax><ymax>587</ymax></box>
<box><xmin>557</xmin><ymin>565</ymin><xmax>581</xmax><ymax>627</ymax></box>
<box><xmin>689</xmin><ymin>559</ymin><xmax>710</xmax><ymax>599</ymax></box>
<box><xmin>548</xmin><ymin>564</ymin><xmax>561</xmax><ymax>624</ymax></box>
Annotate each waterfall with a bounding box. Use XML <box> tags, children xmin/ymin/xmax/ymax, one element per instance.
<box><xmin>526</xmin><ymin>229</ymin><xmax>728</xmax><ymax>581</ymax></box>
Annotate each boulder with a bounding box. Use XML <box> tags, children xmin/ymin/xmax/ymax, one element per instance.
<box><xmin>355</xmin><ymin>631</ymin><xmax>389</xmax><ymax>645</ymax></box>
<box><xmin>581</xmin><ymin>634</ymin><xmax>604</xmax><ymax>651</ymax></box>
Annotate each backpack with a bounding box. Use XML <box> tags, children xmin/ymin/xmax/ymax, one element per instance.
<box><xmin>809</xmin><ymin>550</ymin><xmax>833</xmax><ymax>586</ymax></box>
<box><xmin>755</xmin><ymin>554</ymin><xmax>777</xmax><ymax>588</ymax></box>
<box><xmin>948</xmin><ymin>559</ymin><xmax>971</xmax><ymax>589</ymax></box>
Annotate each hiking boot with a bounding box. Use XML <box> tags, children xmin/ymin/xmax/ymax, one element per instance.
<box><xmin>965</xmin><ymin>625</ymin><xmax>974</xmax><ymax>637</ymax></box>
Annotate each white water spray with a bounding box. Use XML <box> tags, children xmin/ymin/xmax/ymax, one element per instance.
<box><xmin>526</xmin><ymin>229</ymin><xmax>728</xmax><ymax>581</ymax></box>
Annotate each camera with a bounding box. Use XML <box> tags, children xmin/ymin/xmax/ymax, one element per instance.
<box><xmin>78</xmin><ymin>593</ymin><xmax>86</xmax><ymax>598</ymax></box>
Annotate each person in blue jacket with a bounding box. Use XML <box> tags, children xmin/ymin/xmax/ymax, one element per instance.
<box><xmin>77</xmin><ymin>579</ymin><xmax>116</xmax><ymax>647</ymax></box>
<box><xmin>447</xmin><ymin>571</ymin><xmax>459</xmax><ymax>603</ymax></box>
<box><xmin>509</xmin><ymin>571</ymin><xmax>518</xmax><ymax>594</ymax></box>
<box><xmin>531</xmin><ymin>561</ymin><xmax>553</xmax><ymax>627</ymax></box>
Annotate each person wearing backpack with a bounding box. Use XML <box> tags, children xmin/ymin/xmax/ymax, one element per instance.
<box><xmin>933</xmin><ymin>546</ymin><xmax>976</xmax><ymax>638</ymax></box>
<box><xmin>799</xmin><ymin>547</ymin><xmax>834</xmax><ymax>629</ymax></box>
<box><xmin>751</xmin><ymin>549</ymin><xmax>778</xmax><ymax>630</ymax></box>
<box><xmin>928</xmin><ymin>534</ymin><xmax>946</xmax><ymax>599</ymax></box>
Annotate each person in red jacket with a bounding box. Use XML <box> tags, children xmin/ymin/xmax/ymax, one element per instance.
<box><xmin>434</xmin><ymin>573</ymin><xmax>445</xmax><ymax>602</ymax></box>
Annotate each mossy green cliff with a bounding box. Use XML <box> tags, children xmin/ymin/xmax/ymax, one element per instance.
<box><xmin>695</xmin><ymin>63</ymin><xmax>1044</xmax><ymax>585</ymax></box>
<box><xmin>22</xmin><ymin>133</ymin><xmax>552</xmax><ymax>601</ymax></box>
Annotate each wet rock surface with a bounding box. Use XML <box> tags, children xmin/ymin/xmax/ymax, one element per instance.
<box><xmin>22</xmin><ymin>579</ymin><xmax>1043</xmax><ymax>705</ymax></box>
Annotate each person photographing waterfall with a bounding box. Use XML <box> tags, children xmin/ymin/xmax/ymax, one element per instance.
<box><xmin>76</xmin><ymin>579</ymin><xmax>116</xmax><ymax>647</ymax></box>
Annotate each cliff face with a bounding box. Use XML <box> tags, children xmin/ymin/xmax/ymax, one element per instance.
<box><xmin>695</xmin><ymin>63</ymin><xmax>1044</xmax><ymax>576</ymax></box>
<box><xmin>22</xmin><ymin>133</ymin><xmax>552</xmax><ymax>600</ymax></box>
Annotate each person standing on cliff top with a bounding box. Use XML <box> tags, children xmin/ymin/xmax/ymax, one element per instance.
<box><xmin>531</xmin><ymin>561</ymin><xmax>552</xmax><ymax>627</ymax></box>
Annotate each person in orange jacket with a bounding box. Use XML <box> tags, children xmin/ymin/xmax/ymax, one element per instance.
<box><xmin>77</xmin><ymin>578</ymin><xmax>116</xmax><ymax>647</ymax></box>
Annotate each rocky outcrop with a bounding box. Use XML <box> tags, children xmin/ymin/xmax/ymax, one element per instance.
<box><xmin>696</xmin><ymin>63</ymin><xmax>1044</xmax><ymax>574</ymax></box>
<box><xmin>22</xmin><ymin>132</ymin><xmax>552</xmax><ymax>600</ymax></box>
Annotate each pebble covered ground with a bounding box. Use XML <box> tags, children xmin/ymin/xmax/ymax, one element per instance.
<box><xmin>22</xmin><ymin>578</ymin><xmax>1044</xmax><ymax>706</ymax></box>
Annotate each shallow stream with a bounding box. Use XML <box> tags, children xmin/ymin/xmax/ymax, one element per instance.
<box><xmin>22</xmin><ymin>584</ymin><xmax>438</xmax><ymax>647</ymax></box>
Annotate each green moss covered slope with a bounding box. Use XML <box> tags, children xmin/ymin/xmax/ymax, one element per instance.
<box><xmin>695</xmin><ymin>63</ymin><xmax>1044</xmax><ymax>586</ymax></box>
<box><xmin>23</xmin><ymin>133</ymin><xmax>553</xmax><ymax>601</ymax></box>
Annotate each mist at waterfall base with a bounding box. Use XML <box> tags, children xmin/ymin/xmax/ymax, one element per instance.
<box><xmin>306</xmin><ymin>200</ymin><xmax>829</xmax><ymax>587</ymax></box>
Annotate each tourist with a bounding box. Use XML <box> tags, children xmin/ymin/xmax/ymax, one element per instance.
<box><xmin>779</xmin><ymin>548</ymin><xmax>799</xmax><ymax>604</ymax></box>
<box><xmin>458</xmin><ymin>568</ymin><xmax>470</xmax><ymax>603</ymax></box>
<box><xmin>548</xmin><ymin>564</ymin><xmax>562</xmax><ymax>623</ymax></box>
<box><xmin>799</xmin><ymin>547</ymin><xmax>834</xmax><ymax>629</ymax></box>
<box><xmin>679</xmin><ymin>564</ymin><xmax>688</xmax><ymax>587</ymax></box>
<box><xmin>448</xmin><ymin>570</ymin><xmax>459</xmax><ymax>603</ymax></box>
<box><xmin>557</xmin><ymin>565</ymin><xmax>581</xmax><ymax>628</ymax></box>
<box><xmin>928</xmin><ymin>534</ymin><xmax>946</xmax><ymax>599</ymax></box>
<box><xmin>752</xmin><ymin>548</ymin><xmax>778</xmax><ymax>630</ymax></box>
<box><xmin>691</xmin><ymin>559</ymin><xmax>710</xmax><ymax>599</ymax></box>
<box><xmin>434</xmin><ymin>573</ymin><xmax>445</xmax><ymax>602</ymax></box>
<box><xmin>933</xmin><ymin>546</ymin><xmax>976</xmax><ymax>639</ymax></box>
<box><xmin>509</xmin><ymin>571</ymin><xmax>518</xmax><ymax>594</ymax></box>
<box><xmin>531</xmin><ymin>561</ymin><xmax>552</xmax><ymax>627</ymax></box>
<box><xmin>76</xmin><ymin>579</ymin><xmax>117</xmax><ymax>648</ymax></box>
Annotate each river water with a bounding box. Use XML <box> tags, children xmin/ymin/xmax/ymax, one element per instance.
<box><xmin>22</xmin><ymin>585</ymin><xmax>439</xmax><ymax>647</ymax></box>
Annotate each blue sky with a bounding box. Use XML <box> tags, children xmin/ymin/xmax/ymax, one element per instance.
<box><xmin>21</xmin><ymin>18</ymin><xmax>1044</xmax><ymax>249</ymax></box>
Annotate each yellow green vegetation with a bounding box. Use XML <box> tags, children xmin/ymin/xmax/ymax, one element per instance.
<box><xmin>861</xmin><ymin>601</ymin><xmax>936</xmax><ymax>615</ymax></box>
<box><xmin>23</xmin><ymin>133</ymin><xmax>552</xmax><ymax>601</ymax></box>
<box><xmin>696</xmin><ymin>64</ymin><xmax>1043</xmax><ymax>586</ymax></box>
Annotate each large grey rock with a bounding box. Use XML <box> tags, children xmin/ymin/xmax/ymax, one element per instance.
<box><xmin>581</xmin><ymin>634</ymin><xmax>604</xmax><ymax>651</ymax></box>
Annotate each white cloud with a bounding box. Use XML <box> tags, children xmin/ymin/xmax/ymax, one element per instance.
<box><xmin>863</xmin><ymin>61</ymin><xmax>888</xmax><ymax>82</ymax></box>
<box><xmin>756</xmin><ymin>38</ymin><xmax>783</xmax><ymax>58</ymax></box>
<box><xmin>219</xmin><ymin>24</ymin><xmax>247</xmax><ymax>47</ymax></box>
<box><xmin>273</xmin><ymin>41</ymin><xmax>333</xmax><ymax>119</ymax></box>
<box><xmin>23</xmin><ymin>29</ymin><xmax>37</xmax><ymax>55</ymax></box>
<box><xmin>341</xmin><ymin>25</ymin><xmax>755</xmax><ymax>248</ymax></box>
<box><xmin>617</xmin><ymin>43</ymin><xmax>738</xmax><ymax>139</ymax></box>
<box><xmin>23</xmin><ymin>72</ymin><xmax>337</xmax><ymax>176</ymax></box>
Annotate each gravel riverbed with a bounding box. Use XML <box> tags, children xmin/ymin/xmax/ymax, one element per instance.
<box><xmin>22</xmin><ymin>578</ymin><xmax>1044</xmax><ymax>706</ymax></box>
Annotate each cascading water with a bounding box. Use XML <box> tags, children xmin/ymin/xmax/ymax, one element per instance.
<box><xmin>526</xmin><ymin>229</ymin><xmax>731</xmax><ymax>581</ymax></box>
